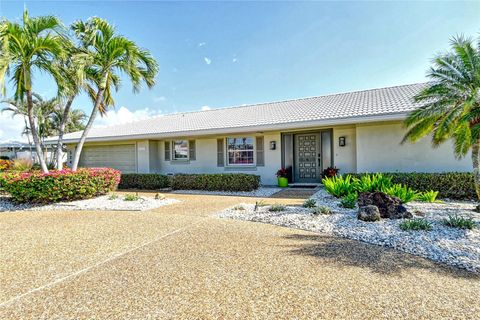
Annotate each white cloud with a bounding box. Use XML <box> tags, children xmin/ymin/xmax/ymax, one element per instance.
<box><xmin>94</xmin><ymin>106</ymin><xmax>162</xmax><ymax>128</ymax></box>
<box><xmin>153</xmin><ymin>96</ymin><xmax>166</xmax><ymax>102</ymax></box>
<box><xmin>0</xmin><ymin>111</ymin><xmax>28</xmax><ymax>143</ymax></box>
<box><xmin>232</xmin><ymin>58</ymin><xmax>238</xmax><ymax>63</ymax></box>
<box><xmin>198</xmin><ymin>42</ymin><xmax>206</xmax><ymax>47</ymax></box>
<box><xmin>201</xmin><ymin>106</ymin><xmax>211</xmax><ymax>111</ymax></box>
<box><xmin>204</xmin><ymin>57</ymin><xmax>212</xmax><ymax>65</ymax></box>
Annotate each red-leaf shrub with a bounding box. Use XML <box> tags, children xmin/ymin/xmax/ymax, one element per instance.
<box><xmin>1</xmin><ymin>168</ymin><xmax>121</xmax><ymax>203</ymax></box>
<box><xmin>0</xmin><ymin>159</ymin><xmax>13</xmax><ymax>172</ymax></box>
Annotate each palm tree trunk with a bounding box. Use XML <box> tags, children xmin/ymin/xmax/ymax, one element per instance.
<box><xmin>55</xmin><ymin>96</ymin><xmax>74</xmax><ymax>170</ymax></box>
<box><xmin>26</xmin><ymin>90</ymin><xmax>48</xmax><ymax>173</ymax></box>
<box><xmin>472</xmin><ymin>140</ymin><xmax>480</xmax><ymax>200</ymax></box>
<box><xmin>71</xmin><ymin>88</ymin><xmax>105</xmax><ymax>171</ymax></box>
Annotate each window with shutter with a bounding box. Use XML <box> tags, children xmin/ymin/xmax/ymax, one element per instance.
<box><xmin>256</xmin><ymin>136</ymin><xmax>265</xmax><ymax>166</ymax></box>
<box><xmin>164</xmin><ymin>141</ymin><xmax>170</xmax><ymax>161</ymax></box>
<box><xmin>189</xmin><ymin>140</ymin><xmax>196</xmax><ymax>160</ymax></box>
<box><xmin>217</xmin><ymin>138</ymin><xmax>224</xmax><ymax>167</ymax></box>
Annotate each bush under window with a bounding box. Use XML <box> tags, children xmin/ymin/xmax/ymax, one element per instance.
<box><xmin>118</xmin><ymin>173</ymin><xmax>260</xmax><ymax>192</ymax></box>
<box><xmin>170</xmin><ymin>173</ymin><xmax>260</xmax><ymax>192</ymax></box>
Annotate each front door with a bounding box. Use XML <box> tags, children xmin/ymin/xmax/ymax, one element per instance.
<box><xmin>294</xmin><ymin>133</ymin><xmax>321</xmax><ymax>183</ymax></box>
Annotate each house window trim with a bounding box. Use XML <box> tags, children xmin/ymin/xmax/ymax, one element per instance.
<box><xmin>171</xmin><ymin>139</ymin><xmax>190</xmax><ymax>162</ymax></box>
<box><xmin>225</xmin><ymin>136</ymin><xmax>256</xmax><ymax>167</ymax></box>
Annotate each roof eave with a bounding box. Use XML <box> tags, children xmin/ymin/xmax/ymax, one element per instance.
<box><xmin>53</xmin><ymin>112</ymin><xmax>409</xmax><ymax>145</ymax></box>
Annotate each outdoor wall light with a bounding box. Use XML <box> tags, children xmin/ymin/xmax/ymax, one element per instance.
<box><xmin>270</xmin><ymin>141</ymin><xmax>276</xmax><ymax>150</ymax></box>
<box><xmin>339</xmin><ymin>136</ymin><xmax>346</xmax><ymax>147</ymax></box>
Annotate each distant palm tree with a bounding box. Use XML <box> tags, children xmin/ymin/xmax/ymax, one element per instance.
<box><xmin>70</xmin><ymin>17</ymin><xmax>158</xmax><ymax>171</ymax></box>
<box><xmin>2</xmin><ymin>94</ymin><xmax>86</xmax><ymax>166</ymax></box>
<box><xmin>403</xmin><ymin>35</ymin><xmax>480</xmax><ymax>199</ymax></box>
<box><xmin>0</xmin><ymin>9</ymin><xmax>65</xmax><ymax>173</ymax></box>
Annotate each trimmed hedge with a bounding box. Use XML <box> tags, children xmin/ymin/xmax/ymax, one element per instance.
<box><xmin>171</xmin><ymin>173</ymin><xmax>260</xmax><ymax>191</ymax></box>
<box><xmin>118</xmin><ymin>173</ymin><xmax>261</xmax><ymax>192</ymax></box>
<box><xmin>1</xmin><ymin>168</ymin><xmax>121</xmax><ymax>203</ymax></box>
<box><xmin>349</xmin><ymin>172</ymin><xmax>476</xmax><ymax>200</ymax></box>
<box><xmin>119</xmin><ymin>173</ymin><xmax>170</xmax><ymax>190</ymax></box>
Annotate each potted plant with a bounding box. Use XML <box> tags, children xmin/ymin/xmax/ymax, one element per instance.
<box><xmin>276</xmin><ymin>168</ymin><xmax>289</xmax><ymax>187</ymax></box>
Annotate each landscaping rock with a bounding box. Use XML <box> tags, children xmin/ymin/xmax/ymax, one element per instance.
<box><xmin>358</xmin><ymin>192</ymin><xmax>412</xmax><ymax>219</ymax></box>
<box><xmin>357</xmin><ymin>205</ymin><xmax>381</xmax><ymax>222</ymax></box>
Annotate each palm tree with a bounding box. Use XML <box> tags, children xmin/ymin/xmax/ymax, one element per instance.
<box><xmin>70</xmin><ymin>17</ymin><xmax>158</xmax><ymax>171</ymax></box>
<box><xmin>403</xmin><ymin>35</ymin><xmax>480</xmax><ymax>199</ymax></box>
<box><xmin>52</xmin><ymin>41</ymin><xmax>91</xmax><ymax>170</ymax></box>
<box><xmin>2</xmin><ymin>94</ymin><xmax>86</xmax><ymax>167</ymax></box>
<box><xmin>0</xmin><ymin>9</ymin><xmax>65</xmax><ymax>173</ymax></box>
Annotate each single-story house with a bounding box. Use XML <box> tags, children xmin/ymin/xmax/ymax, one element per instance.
<box><xmin>56</xmin><ymin>83</ymin><xmax>471</xmax><ymax>185</ymax></box>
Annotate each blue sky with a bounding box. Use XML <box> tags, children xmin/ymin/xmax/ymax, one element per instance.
<box><xmin>0</xmin><ymin>1</ymin><xmax>479</xmax><ymax>141</ymax></box>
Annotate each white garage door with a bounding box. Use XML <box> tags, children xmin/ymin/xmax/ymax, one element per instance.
<box><xmin>79</xmin><ymin>144</ymin><xmax>136</xmax><ymax>173</ymax></box>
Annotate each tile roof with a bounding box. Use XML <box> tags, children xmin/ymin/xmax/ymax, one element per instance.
<box><xmin>59</xmin><ymin>83</ymin><xmax>426</xmax><ymax>142</ymax></box>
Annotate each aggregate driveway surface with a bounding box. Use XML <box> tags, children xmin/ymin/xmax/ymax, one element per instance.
<box><xmin>0</xmin><ymin>194</ymin><xmax>479</xmax><ymax>319</ymax></box>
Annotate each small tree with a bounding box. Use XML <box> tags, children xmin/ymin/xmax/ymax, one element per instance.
<box><xmin>70</xmin><ymin>17</ymin><xmax>158</xmax><ymax>171</ymax></box>
<box><xmin>0</xmin><ymin>9</ymin><xmax>65</xmax><ymax>173</ymax></box>
<box><xmin>403</xmin><ymin>35</ymin><xmax>480</xmax><ymax>199</ymax></box>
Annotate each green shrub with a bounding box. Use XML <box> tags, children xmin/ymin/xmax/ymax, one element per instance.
<box><xmin>170</xmin><ymin>173</ymin><xmax>260</xmax><ymax>192</ymax></box>
<box><xmin>349</xmin><ymin>172</ymin><xmax>475</xmax><ymax>200</ymax></box>
<box><xmin>269</xmin><ymin>204</ymin><xmax>286</xmax><ymax>212</ymax></box>
<box><xmin>322</xmin><ymin>175</ymin><xmax>356</xmax><ymax>197</ymax></box>
<box><xmin>123</xmin><ymin>194</ymin><xmax>140</xmax><ymax>201</ymax></box>
<box><xmin>443</xmin><ymin>214</ymin><xmax>476</xmax><ymax>230</ymax></box>
<box><xmin>382</xmin><ymin>184</ymin><xmax>419</xmax><ymax>203</ymax></box>
<box><xmin>355</xmin><ymin>173</ymin><xmax>393</xmax><ymax>193</ymax></box>
<box><xmin>417</xmin><ymin>190</ymin><xmax>439</xmax><ymax>203</ymax></box>
<box><xmin>1</xmin><ymin>168</ymin><xmax>121</xmax><ymax>203</ymax></box>
<box><xmin>108</xmin><ymin>194</ymin><xmax>118</xmax><ymax>200</ymax></box>
<box><xmin>312</xmin><ymin>206</ymin><xmax>332</xmax><ymax>215</ymax></box>
<box><xmin>302</xmin><ymin>198</ymin><xmax>317</xmax><ymax>208</ymax></box>
<box><xmin>340</xmin><ymin>193</ymin><xmax>358</xmax><ymax>209</ymax></box>
<box><xmin>119</xmin><ymin>173</ymin><xmax>170</xmax><ymax>190</ymax></box>
<box><xmin>400</xmin><ymin>219</ymin><xmax>433</xmax><ymax>231</ymax></box>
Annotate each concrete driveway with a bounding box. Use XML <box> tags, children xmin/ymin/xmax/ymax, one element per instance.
<box><xmin>0</xmin><ymin>194</ymin><xmax>479</xmax><ymax>319</ymax></box>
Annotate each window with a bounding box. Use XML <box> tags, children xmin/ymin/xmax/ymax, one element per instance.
<box><xmin>226</xmin><ymin>137</ymin><xmax>254</xmax><ymax>165</ymax></box>
<box><xmin>172</xmin><ymin>140</ymin><xmax>189</xmax><ymax>160</ymax></box>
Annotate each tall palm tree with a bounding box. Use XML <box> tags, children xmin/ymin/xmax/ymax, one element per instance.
<box><xmin>403</xmin><ymin>35</ymin><xmax>480</xmax><ymax>198</ymax></box>
<box><xmin>52</xmin><ymin>41</ymin><xmax>91</xmax><ymax>170</ymax></box>
<box><xmin>70</xmin><ymin>17</ymin><xmax>158</xmax><ymax>171</ymax></box>
<box><xmin>0</xmin><ymin>9</ymin><xmax>65</xmax><ymax>173</ymax></box>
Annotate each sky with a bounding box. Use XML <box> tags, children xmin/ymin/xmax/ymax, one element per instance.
<box><xmin>0</xmin><ymin>1</ymin><xmax>479</xmax><ymax>142</ymax></box>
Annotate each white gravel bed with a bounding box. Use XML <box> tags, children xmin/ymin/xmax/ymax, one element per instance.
<box><xmin>218</xmin><ymin>188</ymin><xmax>480</xmax><ymax>272</ymax></box>
<box><xmin>171</xmin><ymin>187</ymin><xmax>282</xmax><ymax>197</ymax></box>
<box><xmin>0</xmin><ymin>195</ymin><xmax>179</xmax><ymax>212</ymax></box>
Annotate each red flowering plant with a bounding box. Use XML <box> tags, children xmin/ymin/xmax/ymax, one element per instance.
<box><xmin>1</xmin><ymin>168</ymin><xmax>121</xmax><ymax>203</ymax></box>
<box><xmin>276</xmin><ymin>168</ymin><xmax>288</xmax><ymax>178</ymax></box>
<box><xmin>322</xmin><ymin>166</ymin><xmax>339</xmax><ymax>178</ymax></box>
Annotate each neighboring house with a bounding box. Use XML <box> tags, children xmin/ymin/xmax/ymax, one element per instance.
<box><xmin>0</xmin><ymin>141</ymin><xmax>33</xmax><ymax>160</ymax></box>
<box><xmin>55</xmin><ymin>83</ymin><xmax>471</xmax><ymax>185</ymax></box>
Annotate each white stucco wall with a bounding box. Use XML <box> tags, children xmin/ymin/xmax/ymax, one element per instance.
<box><xmin>356</xmin><ymin>122</ymin><xmax>471</xmax><ymax>173</ymax></box>
<box><xmin>333</xmin><ymin>126</ymin><xmax>356</xmax><ymax>173</ymax></box>
<box><xmin>158</xmin><ymin>132</ymin><xmax>282</xmax><ymax>185</ymax></box>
